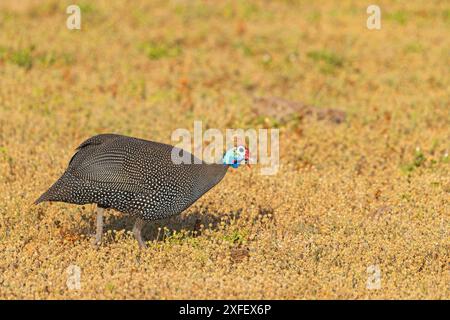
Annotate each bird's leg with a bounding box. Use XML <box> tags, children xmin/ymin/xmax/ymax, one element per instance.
<box><xmin>92</xmin><ymin>206</ymin><xmax>104</xmax><ymax>246</ymax></box>
<box><xmin>133</xmin><ymin>218</ymin><xmax>147</xmax><ymax>249</ymax></box>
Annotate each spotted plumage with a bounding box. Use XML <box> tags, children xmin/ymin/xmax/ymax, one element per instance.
<box><xmin>35</xmin><ymin>134</ymin><xmax>249</xmax><ymax>248</ymax></box>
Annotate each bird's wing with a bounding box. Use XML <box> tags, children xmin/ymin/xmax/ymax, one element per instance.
<box><xmin>67</xmin><ymin>135</ymin><xmax>147</xmax><ymax>189</ymax></box>
<box><xmin>68</xmin><ymin>134</ymin><xmax>121</xmax><ymax>167</ymax></box>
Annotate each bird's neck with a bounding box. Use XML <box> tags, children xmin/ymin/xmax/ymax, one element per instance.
<box><xmin>191</xmin><ymin>163</ymin><xmax>229</xmax><ymax>201</ymax></box>
<box><xmin>207</xmin><ymin>163</ymin><xmax>229</xmax><ymax>180</ymax></box>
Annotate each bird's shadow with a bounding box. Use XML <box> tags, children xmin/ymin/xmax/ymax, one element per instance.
<box><xmin>93</xmin><ymin>208</ymin><xmax>243</xmax><ymax>242</ymax></box>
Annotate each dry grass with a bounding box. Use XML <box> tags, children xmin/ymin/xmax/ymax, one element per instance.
<box><xmin>0</xmin><ymin>0</ymin><xmax>449</xmax><ymax>299</ymax></box>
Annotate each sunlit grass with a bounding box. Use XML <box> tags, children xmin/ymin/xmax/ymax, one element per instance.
<box><xmin>0</xmin><ymin>0</ymin><xmax>448</xmax><ymax>300</ymax></box>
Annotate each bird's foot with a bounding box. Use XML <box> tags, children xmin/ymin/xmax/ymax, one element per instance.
<box><xmin>133</xmin><ymin>218</ymin><xmax>147</xmax><ymax>249</ymax></box>
<box><xmin>137</xmin><ymin>240</ymin><xmax>148</xmax><ymax>249</ymax></box>
<box><xmin>90</xmin><ymin>235</ymin><xmax>102</xmax><ymax>247</ymax></box>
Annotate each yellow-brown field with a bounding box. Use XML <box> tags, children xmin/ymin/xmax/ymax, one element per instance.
<box><xmin>0</xmin><ymin>0</ymin><xmax>448</xmax><ymax>299</ymax></box>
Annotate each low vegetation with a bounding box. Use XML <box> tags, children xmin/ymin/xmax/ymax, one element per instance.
<box><xmin>0</xmin><ymin>0</ymin><xmax>448</xmax><ymax>299</ymax></box>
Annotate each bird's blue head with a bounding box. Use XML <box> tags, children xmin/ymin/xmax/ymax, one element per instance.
<box><xmin>222</xmin><ymin>145</ymin><xmax>250</xmax><ymax>169</ymax></box>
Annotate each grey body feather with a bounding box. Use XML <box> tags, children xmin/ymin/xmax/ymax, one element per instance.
<box><xmin>35</xmin><ymin>134</ymin><xmax>228</xmax><ymax>221</ymax></box>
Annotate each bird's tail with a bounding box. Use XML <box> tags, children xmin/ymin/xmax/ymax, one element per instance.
<box><xmin>34</xmin><ymin>174</ymin><xmax>70</xmax><ymax>205</ymax></box>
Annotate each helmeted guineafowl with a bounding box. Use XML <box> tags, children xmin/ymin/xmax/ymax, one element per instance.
<box><xmin>35</xmin><ymin>134</ymin><xmax>249</xmax><ymax>248</ymax></box>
